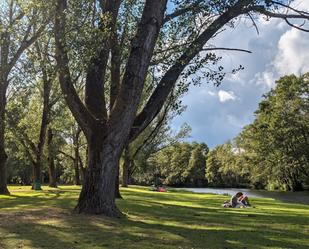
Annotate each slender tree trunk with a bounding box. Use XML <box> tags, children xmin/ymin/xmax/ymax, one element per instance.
<box><xmin>128</xmin><ymin>160</ymin><xmax>135</xmax><ymax>184</ymax></box>
<box><xmin>80</xmin><ymin>165</ymin><xmax>86</xmax><ymax>184</ymax></box>
<box><xmin>75</xmin><ymin>135</ymin><xmax>122</xmax><ymax>217</ymax></box>
<box><xmin>48</xmin><ymin>128</ymin><xmax>57</xmax><ymax>188</ymax></box>
<box><xmin>74</xmin><ymin>152</ymin><xmax>81</xmax><ymax>185</ymax></box>
<box><xmin>122</xmin><ymin>146</ymin><xmax>131</xmax><ymax>188</ymax></box>
<box><xmin>32</xmin><ymin>162</ymin><xmax>42</xmax><ymax>190</ymax></box>
<box><xmin>48</xmin><ymin>160</ymin><xmax>57</xmax><ymax>188</ymax></box>
<box><xmin>0</xmin><ymin>79</ymin><xmax>9</xmax><ymax>194</ymax></box>
<box><xmin>0</xmin><ymin>84</ymin><xmax>9</xmax><ymax>195</ymax></box>
<box><xmin>73</xmin><ymin>128</ymin><xmax>81</xmax><ymax>185</ymax></box>
<box><xmin>78</xmin><ymin>155</ymin><xmax>85</xmax><ymax>184</ymax></box>
<box><xmin>0</xmin><ymin>152</ymin><xmax>9</xmax><ymax>195</ymax></box>
<box><xmin>115</xmin><ymin>163</ymin><xmax>122</xmax><ymax>199</ymax></box>
<box><xmin>32</xmin><ymin>43</ymin><xmax>52</xmax><ymax>190</ymax></box>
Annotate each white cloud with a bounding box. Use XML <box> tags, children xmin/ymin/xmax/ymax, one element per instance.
<box><xmin>254</xmin><ymin>71</ymin><xmax>276</xmax><ymax>88</ymax></box>
<box><xmin>218</xmin><ymin>90</ymin><xmax>237</xmax><ymax>102</ymax></box>
<box><xmin>207</xmin><ymin>91</ymin><xmax>216</xmax><ymax>96</ymax></box>
<box><xmin>273</xmin><ymin>28</ymin><xmax>309</xmax><ymax>75</ymax></box>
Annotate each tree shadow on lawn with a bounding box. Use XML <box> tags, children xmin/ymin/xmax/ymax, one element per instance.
<box><xmin>0</xmin><ymin>190</ymin><xmax>79</xmax><ymax>211</ymax></box>
<box><xmin>1</xmin><ymin>204</ymin><xmax>308</xmax><ymax>249</ymax></box>
<box><xmin>0</xmin><ymin>200</ymin><xmax>308</xmax><ymax>248</ymax></box>
<box><xmin>1</xmin><ymin>187</ymin><xmax>308</xmax><ymax>249</ymax></box>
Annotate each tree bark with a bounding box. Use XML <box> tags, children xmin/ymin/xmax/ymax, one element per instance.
<box><xmin>48</xmin><ymin>128</ymin><xmax>57</xmax><ymax>188</ymax></box>
<box><xmin>79</xmin><ymin>154</ymin><xmax>86</xmax><ymax>184</ymax></box>
<box><xmin>74</xmin><ymin>149</ymin><xmax>81</xmax><ymax>185</ymax></box>
<box><xmin>73</xmin><ymin>153</ymin><xmax>81</xmax><ymax>185</ymax></box>
<box><xmin>115</xmin><ymin>163</ymin><xmax>122</xmax><ymax>199</ymax></box>
<box><xmin>32</xmin><ymin>162</ymin><xmax>42</xmax><ymax>190</ymax></box>
<box><xmin>74</xmin><ymin>135</ymin><xmax>123</xmax><ymax>217</ymax></box>
<box><xmin>0</xmin><ymin>83</ymin><xmax>9</xmax><ymax>195</ymax></box>
<box><xmin>73</xmin><ymin>127</ymin><xmax>81</xmax><ymax>185</ymax></box>
<box><xmin>122</xmin><ymin>146</ymin><xmax>131</xmax><ymax>188</ymax></box>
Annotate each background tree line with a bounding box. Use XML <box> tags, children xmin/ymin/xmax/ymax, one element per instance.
<box><xmin>207</xmin><ymin>74</ymin><xmax>309</xmax><ymax>191</ymax></box>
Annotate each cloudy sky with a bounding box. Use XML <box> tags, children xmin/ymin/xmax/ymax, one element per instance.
<box><xmin>171</xmin><ymin>0</ymin><xmax>309</xmax><ymax>148</ymax></box>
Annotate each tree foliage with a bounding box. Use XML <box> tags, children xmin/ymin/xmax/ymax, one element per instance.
<box><xmin>208</xmin><ymin>74</ymin><xmax>309</xmax><ymax>191</ymax></box>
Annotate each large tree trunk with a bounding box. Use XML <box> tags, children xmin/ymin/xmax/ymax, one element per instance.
<box><xmin>122</xmin><ymin>146</ymin><xmax>131</xmax><ymax>188</ymax></box>
<box><xmin>74</xmin><ymin>136</ymin><xmax>123</xmax><ymax>217</ymax></box>
<box><xmin>47</xmin><ymin>128</ymin><xmax>57</xmax><ymax>188</ymax></box>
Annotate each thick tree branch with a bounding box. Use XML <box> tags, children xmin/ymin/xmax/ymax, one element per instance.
<box><xmin>54</xmin><ymin>0</ymin><xmax>96</xmax><ymax>139</ymax></box>
<box><xmin>109</xmin><ymin>0</ymin><xmax>168</xmax><ymax>139</ymax></box>
<box><xmin>85</xmin><ymin>0</ymin><xmax>121</xmax><ymax>121</ymax></box>
<box><xmin>129</xmin><ymin>1</ymin><xmax>250</xmax><ymax>142</ymax></box>
<box><xmin>35</xmin><ymin>41</ymin><xmax>52</xmax><ymax>159</ymax></box>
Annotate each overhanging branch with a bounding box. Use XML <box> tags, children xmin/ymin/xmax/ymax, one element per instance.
<box><xmin>202</xmin><ymin>47</ymin><xmax>252</xmax><ymax>53</ymax></box>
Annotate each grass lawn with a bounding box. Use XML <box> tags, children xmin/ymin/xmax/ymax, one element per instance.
<box><xmin>0</xmin><ymin>186</ymin><xmax>308</xmax><ymax>249</ymax></box>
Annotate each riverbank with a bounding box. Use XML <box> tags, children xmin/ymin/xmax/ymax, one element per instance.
<box><xmin>178</xmin><ymin>187</ymin><xmax>309</xmax><ymax>205</ymax></box>
<box><xmin>1</xmin><ymin>185</ymin><xmax>309</xmax><ymax>249</ymax></box>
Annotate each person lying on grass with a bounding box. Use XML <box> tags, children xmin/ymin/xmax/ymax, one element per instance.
<box><xmin>223</xmin><ymin>192</ymin><xmax>250</xmax><ymax>208</ymax></box>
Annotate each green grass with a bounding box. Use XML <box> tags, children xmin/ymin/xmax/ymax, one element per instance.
<box><xmin>0</xmin><ymin>186</ymin><xmax>308</xmax><ymax>249</ymax></box>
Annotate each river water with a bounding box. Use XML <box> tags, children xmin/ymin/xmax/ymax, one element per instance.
<box><xmin>180</xmin><ymin>187</ymin><xmax>309</xmax><ymax>205</ymax></box>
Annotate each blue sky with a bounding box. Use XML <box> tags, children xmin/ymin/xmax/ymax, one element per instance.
<box><xmin>171</xmin><ymin>0</ymin><xmax>309</xmax><ymax>148</ymax></box>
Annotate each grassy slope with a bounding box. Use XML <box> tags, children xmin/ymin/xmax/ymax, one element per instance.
<box><xmin>0</xmin><ymin>186</ymin><xmax>308</xmax><ymax>249</ymax></box>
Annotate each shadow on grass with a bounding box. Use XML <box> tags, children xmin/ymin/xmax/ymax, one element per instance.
<box><xmin>0</xmin><ymin>187</ymin><xmax>308</xmax><ymax>249</ymax></box>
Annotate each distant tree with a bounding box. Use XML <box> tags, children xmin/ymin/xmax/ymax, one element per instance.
<box><xmin>147</xmin><ymin>140</ymin><xmax>209</xmax><ymax>187</ymax></box>
<box><xmin>130</xmin><ymin>123</ymin><xmax>191</xmax><ymax>185</ymax></box>
<box><xmin>206</xmin><ymin>142</ymin><xmax>249</xmax><ymax>187</ymax></box>
<box><xmin>236</xmin><ymin>74</ymin><xmax>309</xmax><ymax>191</ymax></box>
<box><xmin>185</xmin><ymin>143</ymin><xmax>208</xmax><ymax>186</ymax></box>
<box><xmin>206</xmin><ymin>148</ymin><xmax>224</xmax><ymax>186</ymax></box>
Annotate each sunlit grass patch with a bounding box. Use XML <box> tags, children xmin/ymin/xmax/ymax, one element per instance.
<box><xmin>0</xmin><ymin>185</ymin><xmax>308</xmax><ymax>249</ymax></box>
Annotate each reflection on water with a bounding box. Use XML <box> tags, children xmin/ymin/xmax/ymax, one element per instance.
<box><xmin>180</xmin><ymin>188</ymin><xmax>309</xmax><ymax>205</ymax></box>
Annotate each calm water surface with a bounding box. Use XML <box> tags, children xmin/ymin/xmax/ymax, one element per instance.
<box><xmin>180</xmin><ymin>187</ymin><xmax>309</xmax><ymax>205</ymax></box>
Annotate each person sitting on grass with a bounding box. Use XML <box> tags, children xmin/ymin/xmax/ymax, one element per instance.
<box><xmin>231</xmin><ymin>192</ymin><xmax>245</xmax><ymax>208</ymax></box>
<box><xmin>223</xmin><ymin>192</ymin><xmax>250</xmax><ymax>208</ymax></box>
<box><xmin>238</xmin><ymin>193</ymin><xmax>250</xmax><ymax>206</ymax></box>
